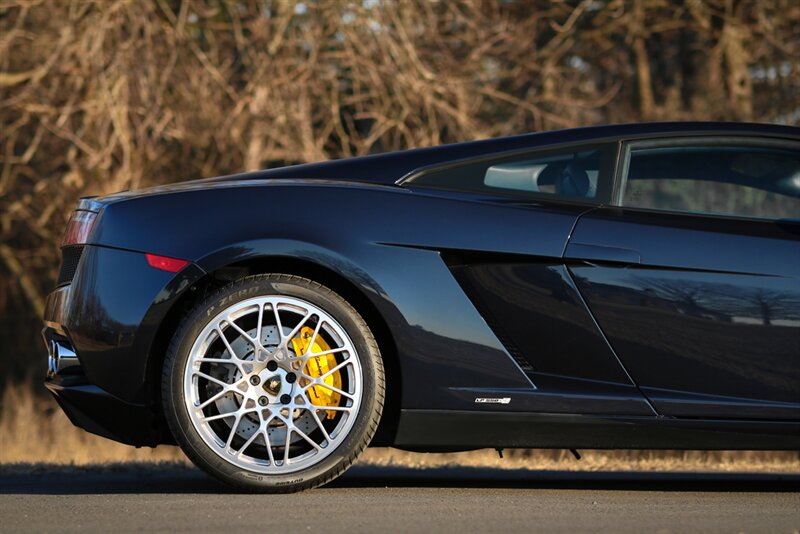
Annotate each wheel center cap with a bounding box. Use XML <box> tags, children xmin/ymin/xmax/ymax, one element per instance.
<box><xmin>254</xmin><ymin>366</ymin><xmax>293</xmax><ymax>403</ymax></box>
<box><xmin>262</xmin><ymin>375</ymin><xmax>282</xmax><ymax>395</ymax></box>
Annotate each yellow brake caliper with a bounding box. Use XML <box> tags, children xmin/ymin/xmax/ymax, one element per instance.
<box><xmin>290</xmin><ymin>326</ymin><xmax>342</xmax><ymax>419</ymax></box>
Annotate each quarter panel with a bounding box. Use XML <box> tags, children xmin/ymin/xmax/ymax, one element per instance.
<box><xmin>88</xmin><ymin>184</ymin><xmax>585</xmax><ymax>411</ymax></box>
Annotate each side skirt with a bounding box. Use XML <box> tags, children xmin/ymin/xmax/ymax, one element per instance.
<box><xmin>393</xmin><ymin>409</ymin><xmax>800</xmax><ymax>451</ymax></box>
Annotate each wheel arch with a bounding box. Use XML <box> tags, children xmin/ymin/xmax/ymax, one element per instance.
<box><xmin>147</xmin><ymin>254</ymin><xmax>402</xmax><ymax>447</ymax></box>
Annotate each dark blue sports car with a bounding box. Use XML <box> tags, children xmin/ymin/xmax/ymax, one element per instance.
<box><xmin>43</xmin><ymin>122</ymin><xmax>800</xmax><ymax>492</ymax></box>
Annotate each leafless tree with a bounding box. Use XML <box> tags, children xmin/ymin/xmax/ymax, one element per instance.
<box><xmin>1</xmin><ymin>0</ymin><xmax>798</xmax><ymax>379</ymax></box>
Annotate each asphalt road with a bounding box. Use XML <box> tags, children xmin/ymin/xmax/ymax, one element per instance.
<box><xmin>1</xmin><ymin>464</ymin><xmax>798</xmax><ymax>533</ymax></box>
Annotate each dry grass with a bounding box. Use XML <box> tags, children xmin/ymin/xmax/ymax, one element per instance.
<box><xmin>0</xmin><ymin>382</ymin><xmax>186</xmax><ymax>464</ymax></box>
<box><xmin>2</xmin><ymin>382</ymin><xmax>798</xmax><ymax>472</ymax></box>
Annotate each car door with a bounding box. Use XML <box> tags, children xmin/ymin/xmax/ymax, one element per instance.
<box><xmin>565</xmin><ymin>136</ymin><xmax>800</xmax><ymax>420</ymax></box>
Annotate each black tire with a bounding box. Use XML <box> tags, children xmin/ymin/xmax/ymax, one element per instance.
<box><xmin>162</xmin><ymin>274</ymin><xmax>384</xmax><ymax>493</ymax></box>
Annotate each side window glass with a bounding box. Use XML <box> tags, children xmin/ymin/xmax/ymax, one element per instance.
<box><xmin>623</xmin><ymin>144</ymin><xmax>800</xmax><ymax>220</ymax></box>
<box><xmin>409</xmin><ymin>145</ymin><xmax>615</xmax><ymax>202</ymax></box>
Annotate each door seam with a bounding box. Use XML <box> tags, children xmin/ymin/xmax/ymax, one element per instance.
<box><xmin>562</xmin><ymin>263</ymin><xmax>660</xmax><ymax>417</ymax></box>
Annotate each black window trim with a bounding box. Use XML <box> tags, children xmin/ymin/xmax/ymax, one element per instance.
<box><xmin>613</xmin><ymin>135</ymin><xmax>800</xmax><ymax>221</ymax></box>
<box><xmin>397</xmin><ymin>131</ymin><xmax>799</xmax><ymax>187</ymax></box>
<box><xmin>398</xmin><ymin>139</ymin><xmax>622</xmax><ymax>205</ymax></box>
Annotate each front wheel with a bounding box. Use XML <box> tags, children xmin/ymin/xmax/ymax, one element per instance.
<box><xmin>163</xmin><ymin>274</ymin><xmax>384</xmax><ymax>492</ymax></box>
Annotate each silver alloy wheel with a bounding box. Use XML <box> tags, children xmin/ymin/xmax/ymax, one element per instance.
<box><xmin>183</xmin><ymin>295</ymin><xmax>363</xmax><ymax>474</ymax></box>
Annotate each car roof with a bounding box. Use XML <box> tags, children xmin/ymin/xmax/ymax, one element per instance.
<box><xmin>207</xmin><ymin>122</ymin><xmax>800</xmax><ymax>186</ymax></box>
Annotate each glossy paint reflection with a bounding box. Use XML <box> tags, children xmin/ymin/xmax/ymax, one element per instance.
<box><xmin>570</xmin><ymin>266</ymin><xmax>800</xmax><ymax>416</ymax></box>
<box><xmin>569</xmin><ymin>207</ymin><xmax>800</xmax><ymax>419</ymax></box>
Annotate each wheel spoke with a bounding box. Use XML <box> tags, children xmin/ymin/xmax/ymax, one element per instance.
<box><xmin>215</xmin><ymin>326</ymin><xmax>241</xmax><ymax>360</ymax></box>
<box><xmin>292</xmin><ymin>347</ymin><xmax>347</xmax><ymax>370</ymax></box>
<box><xmin>197</xmin><ymin>357</ymin><xmax>240</xmax><ymax>367</ymax></box>
<box><xmin>294</xmin><ymin>426</ymin><xmax>322</xmax><ymax>452</ymax></box>
<box><xmin>305</xmin><ymin>347</ymin><xmax>347</xmax><ymax>358</ymax></box>
<box><xmin>236</xmin><ymin>425</ymin><xmax>262</xmax><ymax>458</ymax></box>
<box><xmin>308</xmin><ymin>404</ymin><xmax>354</xmax><ymax>413</ymax></box>
<box><xmin>306</xmin><ymin>318</ymin><xmax>323</xmax><ymax>352</ymax></box>
<box><xmin>226</xmin><ymin>318</ymin><xmax>264</xmax><ymax>351</ymax></box>
<box><xmin>193</xmin><ymin>370</ymin><xmax>230</xmax><ymax>388</ymax></box>
<box><xmin>319</xmin><ymin>359</ymin><xmax>351</xmax><ymax>380</ymax></box>
<box><xmin>202</xmin><ymin>411</ymin><xmax>237</xmax><ymax>423</ymax></box>
<box><xmin>255</xmin><ymin>304</ymin><xmax>265</xmax><ymax>344</ymax></box>
<box><xmin>308</xmin><ymin>408</ymin><xmax>332</xmax><ymax>443</ymax></box>
<box><xmin>272</xmin><ymin>304</ymin><xmax>284</xmax><ymax>342</ymax></box>
<box><xmin>197</xmin><ymin>388</ymin><xmax>231</xmax><ymax>410</ymax></box>
<box><xmin>262</xmin><ymin>417</ymin><xmax>276</xmax><ymax>465</ymax></box>
<box><xmin>282</xmin><ymin>425</ymin><xmax>292</xmax><ymax>465</ymax></box>
<box><xmin>284</xmin><ymin>311</ymin><xmax>314</xmax><ymax>344</ymax></box>
<box><xmin>225</xmin><ymin>413</ymin><xmax>243</xmax><ymax>450</ymax></box>
<box><xmin>309</xmin><ymin>382</ymin><xmax>354</xmax><ymax>400</ymax></box>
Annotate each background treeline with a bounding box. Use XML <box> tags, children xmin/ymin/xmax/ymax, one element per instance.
<box><xmin>1</xmin><ymin>0</ymin><xmax>799</xmax><ymax>385</ymax></box>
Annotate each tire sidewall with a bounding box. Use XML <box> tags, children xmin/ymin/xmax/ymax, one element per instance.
<box><xmin>163</xmin><ymin>275</ymin><xmax>382</xmax><ymax>492</ymax></box>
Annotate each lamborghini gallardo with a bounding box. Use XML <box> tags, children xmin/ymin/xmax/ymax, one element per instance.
<box><xmin>43</xmin><ymin>122</ymin><xmax>800</xmax><ymax>492</ymax></box>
